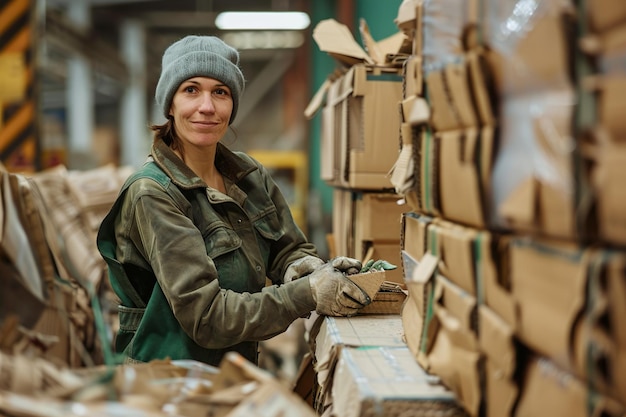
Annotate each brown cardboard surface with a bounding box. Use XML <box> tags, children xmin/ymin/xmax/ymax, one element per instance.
<box><xmin>437</xmin><ymin>129</ymin><xmax>485</xmax><ymax>227</ymax></box>
<box><xmin>427</xmin><ymin>276</ymin><xmax>480</xmax><ymax>416</ymax></box>
<box><xmin>331</xmin><ymin>346</ymin><xmax>465</xmax><ymax>417</ymax></box>
<box><xmin>343</xmin><ymin>65</ymin><xmax>403</xmax><ymax>190</ymax></box>
<box><xmin>477</xmin><ymin>233</ymin><xmax>515</xmax><ymax>328</ymax></box>
<box><xmin>401</xmin><ymin>212</ymin><xmax>433</xmax><ymax>262</ymax></box>
<box><xmin>587</xmin><ymin>0</ymin><xmax>626</xmax><ymax>33</ymax></box>
<box><xmin>515</xmin><ymin>356</ymin><xmax>625</xmax><ymax>417</ymax></box>
<box><xmin>429</xmin><ymin>220</ymin><xmax>478</xmax><ymax>295</ymax></box>
<box><xmin>403</xmin><ymin>55</ymin><xmax>423</xmax><ymax>98</ymax></box>
<box><xmin>591</xmin><ymin>138</ymin><xmax>626</xmax><ymax>245</ymax></box>
<box><xmin>357</xmin><ymin>289</ymin><xmax>407</xmax><ymax>315</ymax></box>
<box><xmin>597</xmin><ymin>74</ymin><xmax>626</xmax><ymax>143</ymax></box>
<box><xmin>331</xmin><ymin>188</ymin><xmax>352</xmax><ymax>257</ymax></box>
<box><xmin>353</xmin><ymin>192</ymin><xmax>406</xmax><ymax>243</ymax></box>
<box><xmin>444</xmin><ymin>62</ymin><xmax>478</xmax><ymax>129</ymax></box>
<box><xmin>486</xmin><ymin>9</ymin><xmax>572</xmax><ymax>96</ymax></box>
<box><xmin>348</xmin><ymin>270</ymin><xmax>387</xmax><ymax>300</ymax></box>
<box><xmin>509</xmin><ymin>238</ymin><xmax>590</xmax><ymax>374</ymax></box>
<box><xmin>312</xmin><ymin>19</ymin><xmax>373</xmax><ymax>66</ymax></box>
<box><xmin>416</xmin><ymin>128</ymin><xmax>440</xmax><ymax>216</ymax></box>
<box><xmin>479</xmin><ymin>306</ymin><xmax>518</xmax><ymax>417</ymax></box>
<box><xmin>426</xmin><ymin>70</ymin><xmax>461</xmax><ymax>131</ymax></box>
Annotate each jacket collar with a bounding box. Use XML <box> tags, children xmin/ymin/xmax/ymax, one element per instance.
<box><xmin>151</xmin><ymin>139</ymin><xmax>258</xmax><ymax>190</ymax></box>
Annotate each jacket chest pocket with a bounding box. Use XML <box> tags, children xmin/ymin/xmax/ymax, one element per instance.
<box><xmin>252</xmin><ymin>208</ymin><xmax>284</xmax><ymax>242</ymax></box>
<box><xmin>204</xmin><ymin>225</ymin><xmax>242</xmax><ymax>258</ymax></box>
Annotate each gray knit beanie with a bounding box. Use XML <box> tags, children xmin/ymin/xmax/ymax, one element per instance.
<box><xmin>155</xmin><ymin>35</ymin><xmax>245</xmax><ymax>124</ymax></box>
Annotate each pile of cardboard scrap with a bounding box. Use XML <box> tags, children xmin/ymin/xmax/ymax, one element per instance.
<box><xmin>0</xmin><ymin>163</ymin><xmax>131</xmax><ymax>368</ymax></box>
<box><xmin>0</xmin><ymin>350</ymin><xmax>316</xmax><ymax>417</ymax></box>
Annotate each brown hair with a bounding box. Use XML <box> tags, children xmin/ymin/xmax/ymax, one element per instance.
<box><xmin>150</xmin><ymin>117</ymin><xmax>185</xmax><ymax>159</ymax></box>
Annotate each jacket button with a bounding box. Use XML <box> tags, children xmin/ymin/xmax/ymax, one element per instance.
<box><xmin>237</xmin><ymin>219</ymin><xmax>242</xmax><ymax>224</ymax></box>
<box><xmin>255</xmin><ymin>265</ymin><xmax>262</xmax><ymax>272</ymax></box>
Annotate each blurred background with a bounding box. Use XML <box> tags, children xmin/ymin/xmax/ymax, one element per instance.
<box><xmin>1</xmin><ymin>0</ymin><xmax>403</xmax><ymax>258</ymax></box>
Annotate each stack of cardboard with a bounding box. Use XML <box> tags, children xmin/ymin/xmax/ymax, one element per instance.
<box><xmin>390</xmin><ymin>0</ymin><xmax>626</xmax><ymax>416</ymax></box>
<box><xmin>306</xmin><ymin>18</ymin><xmax>409</xmax><ymax>285</ymax></box>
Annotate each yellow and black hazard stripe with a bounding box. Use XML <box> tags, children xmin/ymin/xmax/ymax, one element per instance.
<box><xmin>0</xmin><ymin>0</ymin><xmax>38</xmax><ymax>172</ymax></box>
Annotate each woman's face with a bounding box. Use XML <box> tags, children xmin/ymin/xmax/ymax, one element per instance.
<box><xmin>169</xmin><ymin>76</ymin><xmax>233</xmax><ymax>149</ymax></box>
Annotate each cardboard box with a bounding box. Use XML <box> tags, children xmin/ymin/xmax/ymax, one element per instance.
<box><xmin>307</xmin><ymin>19</ymin><xmax>406</xmax><ymax>190</ymax></box>
<box><xmin>331</xmin><ymin>346</ymin><xmax>465</xmax><ymax>417</ymax></box>
<box><xmin>353</xmin><ymin>192</ymin><xmax>406</xmax><ymax>243</ymax></box>
<box><xmin>419</xmin><ymin>56</ymin><xmax>496</xmax><ymax>228</ymax></box>
<box><xmin>312</xmin><ymin>315</ymin><xmax>409</xmax><ymax>413</ymax></box>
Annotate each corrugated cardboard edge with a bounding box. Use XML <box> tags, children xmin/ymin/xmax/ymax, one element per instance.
<box><xmin>347</xmin><ymin>270</ymin><xmax>386</xmax><ymax>300</ymax></box>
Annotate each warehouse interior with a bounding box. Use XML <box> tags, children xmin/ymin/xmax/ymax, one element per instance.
<box><xmin>2</xmin><ymin>0</ymin><xmax>626</xmax><ymax>416</ymax></box>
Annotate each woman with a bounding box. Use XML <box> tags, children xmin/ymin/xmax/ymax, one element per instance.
<box><xmin>96</xmin><ymin>35</ymin><xmax>370</xmax><ymax>366</ymax></box>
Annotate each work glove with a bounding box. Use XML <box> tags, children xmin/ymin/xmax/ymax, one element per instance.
<box><xmin>308</xmin><ymin>262</ymin><xmax>371</xmax><ymax>317</ymax></box>
<box><xmin>283</xmin><ymin>255</ymin><xmax>325</xmax><ymax>283</ymax></box>
<box><xmin>329</xmin><ymin>256</ymin><xmax>362</xmax><ymax>276</ymax></box>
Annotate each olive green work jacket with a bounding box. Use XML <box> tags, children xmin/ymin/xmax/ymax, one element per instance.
<box><xmin>96</xmin><ymin>140</ymin><xmax>318</xmax><ymax>366</ymax></box>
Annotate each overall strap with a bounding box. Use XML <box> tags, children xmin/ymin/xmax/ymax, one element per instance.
<box><xmin>97</xmin><ymin>161</ymin><xmax>171</xmax><ymax>308</ymax></box>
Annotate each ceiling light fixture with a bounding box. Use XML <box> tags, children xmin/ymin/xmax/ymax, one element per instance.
<box><xmin>215</xmin><ymin>11</ymin><xmax>311</xmax><ymax>31</ymax></box>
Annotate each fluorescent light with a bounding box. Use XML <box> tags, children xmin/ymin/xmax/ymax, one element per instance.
<box><xmin>222</xmin><ymin>31</ymin><xmax>305</xmax><ymax>49</ymax></box>
<box><xmin>215</xmin><ymin>11</ymin><xmax>311</xmax><ymax>31</ymax></box>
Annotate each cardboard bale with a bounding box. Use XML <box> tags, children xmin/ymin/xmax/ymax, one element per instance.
<box><xmin>312</xmin><ymin>315</ymin><xmax>408</xmax><ymax>413</ymax></box>
<box><xmin>485</xmin><ymin>2</ymin><xmax>580</xmax><ymax>240</ymax></box>
<box><xmin>331</xmin><ymin>346</ymin><xmax>466</xmax><ymax>417</ymax></box>
<box><xmin>418</xmin><ymin>53</ymin><xmax>497</xmax><ymax>229</ymax></box>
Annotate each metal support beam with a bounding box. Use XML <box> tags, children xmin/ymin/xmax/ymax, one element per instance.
<box><xmin>232</xmin><ymin>50</ymin><xmax>295</xmax><ymax>127</ymax></box>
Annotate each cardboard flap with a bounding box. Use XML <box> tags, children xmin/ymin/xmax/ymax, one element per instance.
<box><xmin>411</xmin><ymin>252</ymin><xmax>438</xmax><ymax>285</ymax></box>
<box><xmin>498</xmin><ymin>177</ymin><xmax>538</xmax><ymax>227</ymax></box>
<box><xmin>435</xmin><ymin>276</ymin><xmax>477</xmax><ymax>347</ymax></box>
<box><xmin>312</xmin><ymin>19</ymin><xmax>374</xmax><ymax>66</ymax></box>
<box><xmin>304</xmin><ymin>78</ymin><xmax>331</xmax><ymax>120</ymax></box>
<box><xmin>479</xmin><ymin>305</ymin><xmax>515</xmax><ymax>376</ymax></box>
<box><xmin>444</xmin><ymin>61</ymin><xmax>478</xmax><ymax>128</ymax></box>
<box><xmin>396</xmin><ymin>0</ymin><xmax>422</xmax><ymax>27</ymax></box>
<box><xmin>409</xmin><ymin>96</ymin><xmax>430</xmax><ymax>125</ymax></box>
<box><xmin>348</xmin><ymin>270</ymin><xmax>386</xmax><ymax>300</ymax></box>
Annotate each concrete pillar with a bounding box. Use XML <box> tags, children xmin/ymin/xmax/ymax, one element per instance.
<box><xmin>119</xmin><ymin>19</ymin><xmax>150</xmax><ymax>168</ymax></box>
<box><xmin>65</xmin><ymin>0</ymin><xmax>95</xmax><ymax>169</ymax></box>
